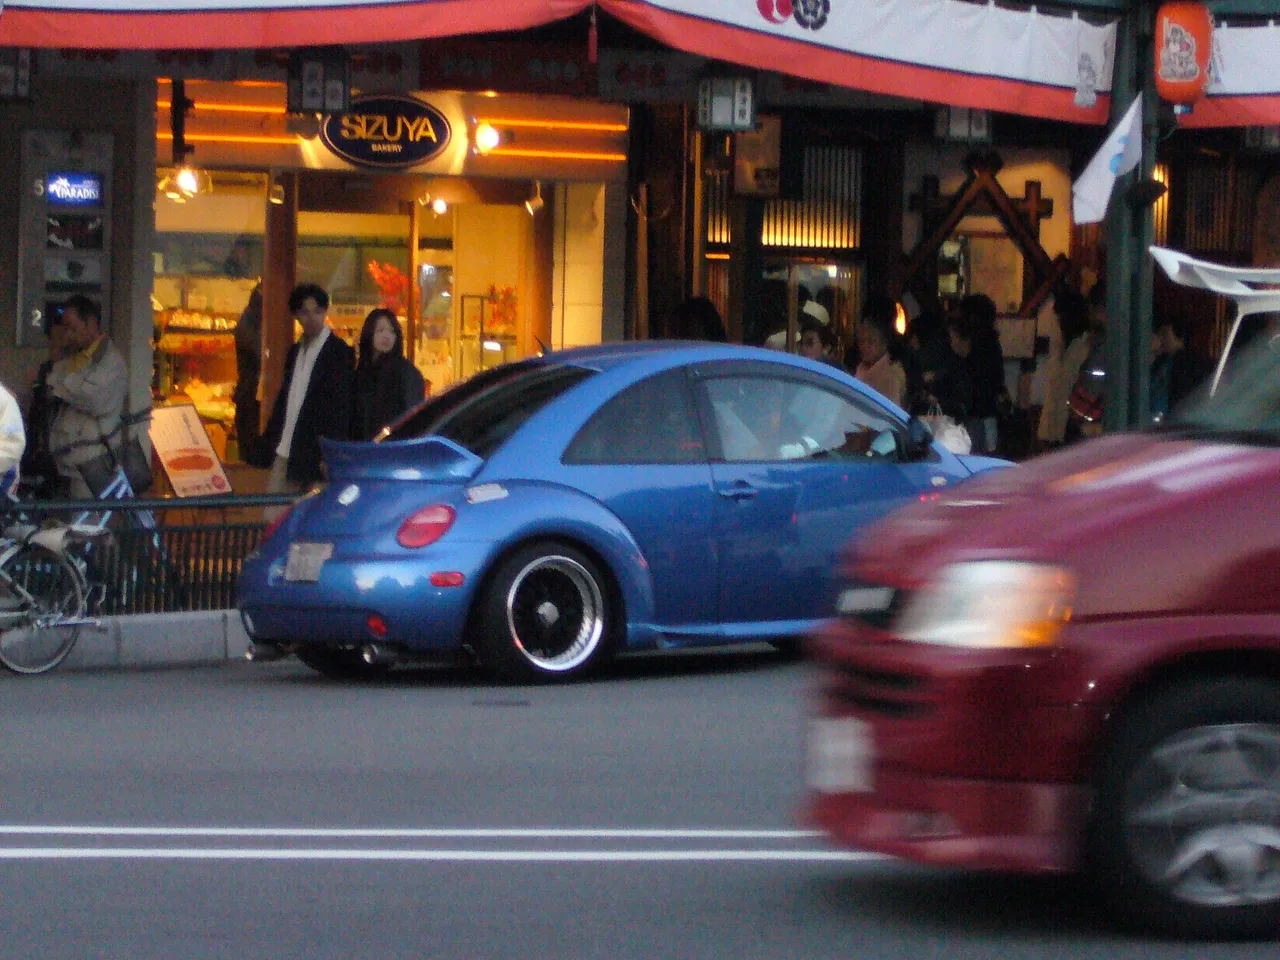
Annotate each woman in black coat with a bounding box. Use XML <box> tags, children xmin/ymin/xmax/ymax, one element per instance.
<box><xmin>353</xmin><ymin>309</ymin><xmax>426</xmax><ymax>441</ymax></box>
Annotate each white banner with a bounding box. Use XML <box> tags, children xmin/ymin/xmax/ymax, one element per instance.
<box><xmin>1183</xmin><ymin>20</ymin><xmax>1280</xmax><ymax>127</ymax></box>
<box><xmin>602</xmin><ymin>0</ymin><xmax>1117</xmax><ymax>122</ymax></box>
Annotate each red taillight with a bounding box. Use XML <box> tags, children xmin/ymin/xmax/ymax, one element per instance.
<box><xmin>264</xmin><ymin>504</ymin><xmax>294</xmax><ymax>541</ymax></box>
<box><xmin>397</xmin><ymin>504</ymin><xmax>456</xmax><ymax>548</ymax></box>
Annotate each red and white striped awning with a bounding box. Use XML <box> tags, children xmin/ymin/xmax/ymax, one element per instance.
<box><xmin>0</xmin><ymin>0</ymin><xmax>1118</xmax><ymax>124</ymax></box>
<box><xmin>0</xmin><ymin>0</ymin><xmax>591</xmax><ymax>50</ymax></box>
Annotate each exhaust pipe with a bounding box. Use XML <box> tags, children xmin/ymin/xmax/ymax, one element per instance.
<box><xmin>245</xmin><ymin>642</ymin><xmax>290</xmax><ymax>663</ymax></box>
<box><xmin>361</xmin><ymin>643</ymin><xmax>399</xmax><ymax>667</ymax></box>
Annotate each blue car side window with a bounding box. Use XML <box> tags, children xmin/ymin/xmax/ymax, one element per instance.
<box><xmin>564</xmin><ymin>371</ymin><xmax>705</xmax><ymax>465</ymax></box>
<box><xmin>704</xmin><ymin>376</ymin><xmax>900</xmax><ymax>463</ymax></box>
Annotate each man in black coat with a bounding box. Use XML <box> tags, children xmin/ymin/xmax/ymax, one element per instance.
<box><xmin>261</xmin><ymin>283</ymin><xmax>354</xmax><ymax>496</ymax></box>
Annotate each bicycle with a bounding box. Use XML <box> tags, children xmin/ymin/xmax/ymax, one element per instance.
<box><xmin>0</xmin><ymin>465</ymin><xmax>162</xmax><ymax>675</ymax></box>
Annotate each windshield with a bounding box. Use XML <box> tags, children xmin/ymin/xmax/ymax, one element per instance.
<box><xmin>383</xmin><ymin>361</ymin><xmax>540</xmax><ymax>443</ymax></box>
<box><xmin>1166</xmin><ymin>335</ymin><xmax>1280</xmax><ymax>444</ymax></box>
<box><xmin>385</xmin><ymin>362</ymin><xmax>595</xmax><ymax>458</ymax></box>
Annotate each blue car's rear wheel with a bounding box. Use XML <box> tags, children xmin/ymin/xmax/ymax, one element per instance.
<box><xmin>477</xmin><ymin>542</ymin><xmax>612</xmax><ymax>683</ymax></box>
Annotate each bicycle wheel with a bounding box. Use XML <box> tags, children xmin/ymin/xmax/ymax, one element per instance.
<box><xmin>0</xmin><ymin>542</ymin><xmax>87</xmax><ymax>675</ymax></box>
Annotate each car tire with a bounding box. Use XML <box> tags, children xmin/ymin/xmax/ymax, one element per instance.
<box><xmin>294</xmin><ymin>645</ymin><xmax>392</xmax><ymax>681</ymax></box>
<box><xmin>475</xmin><ymin>542</ymin><xmax>615</xmax><ymax>684</ymax></box>
<box><xmin>1087</xmin><ymin>675</ymin><xmax>1280</xmax><ymax>940</ymax></box>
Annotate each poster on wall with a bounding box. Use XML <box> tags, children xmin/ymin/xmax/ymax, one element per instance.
<box><xmin>149</xmin><ymin>404</ymin><xmax>233</xmax><ymax>497</ymax></box>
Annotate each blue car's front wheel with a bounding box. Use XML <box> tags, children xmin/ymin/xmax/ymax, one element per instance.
<box><xmin>476</xmin><ymin>542</ymin><xmax>613</xmax><ymax>683</ymax></box>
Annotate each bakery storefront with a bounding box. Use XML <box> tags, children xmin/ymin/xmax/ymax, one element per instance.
<box><xmin>151</xmin><ymin>78</ymin><xmax>628</xmax><ymax>468</ymax></box>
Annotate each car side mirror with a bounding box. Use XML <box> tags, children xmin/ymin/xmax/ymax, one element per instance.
<box><xmin>906</xmin><ymin>417</ymin><xmax>934</xmax><ymax>460</ymax></box>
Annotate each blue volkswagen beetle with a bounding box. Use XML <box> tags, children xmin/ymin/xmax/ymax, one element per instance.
<box><xmin>238</xmin><ymin>342</ymin><xmax>1005</xmax><ymax>682</ymax></box>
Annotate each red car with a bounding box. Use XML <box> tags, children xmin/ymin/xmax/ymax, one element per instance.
<box><xmin>807</xmin><ymin>335</ymin><xmax>1280</xmax><ymax>939</ymax></box>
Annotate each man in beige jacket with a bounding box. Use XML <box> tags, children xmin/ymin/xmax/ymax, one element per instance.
<box><xmin>46</xmin><ymin>295</ymin><xmax>127</xmax><ymax>498</ymax></box>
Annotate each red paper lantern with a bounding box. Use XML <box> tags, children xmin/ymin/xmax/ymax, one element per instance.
<box><xmin>1155</xmin><ymin>2</ymin><xmax>1213</xmax><ymax>106</ymax></box>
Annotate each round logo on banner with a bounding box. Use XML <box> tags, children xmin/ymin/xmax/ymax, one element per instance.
<box><xmin>320</xmin><ymin>94</ymin><xmax>452</xmax><ymax>170</ymax></box>
<box><xmin>757</xmin><ymin>0</ymin><xmax>794</xmax><ymax>24</ymax></box>
<box><xmin>792</xmin><ymin>0</ymin><xmax>830</xmax><ymax>30</ymax></box>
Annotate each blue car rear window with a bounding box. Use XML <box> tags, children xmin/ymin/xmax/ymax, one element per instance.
<box><xmin>387</xmin><ymin>362</ymin><xmax>595</xmax><ymax>459</ymax></box>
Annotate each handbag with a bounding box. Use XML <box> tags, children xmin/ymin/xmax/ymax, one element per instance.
<box><xmin>920</xmin><ymin>403</ymin><xmax>972</xmax><ymax>455</ymax></box>
<box><xmin>79</xmin><ymin>405</ymin><xmax>154</xmax><ymax>497</ymax></box>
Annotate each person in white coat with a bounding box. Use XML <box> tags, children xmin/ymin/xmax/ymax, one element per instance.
<box><xmin>0</xmin><ymin>381</ymin><xmax>26</xmax><ymax>499</ymax></box>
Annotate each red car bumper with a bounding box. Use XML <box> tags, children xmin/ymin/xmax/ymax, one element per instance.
<box><xmin>808</xmin><ymin>770</ymin><xmax>1090</xmax><ymax>873</ymax></box>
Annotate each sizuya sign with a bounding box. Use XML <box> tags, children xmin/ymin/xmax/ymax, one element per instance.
<box><xmin>320</xmin><ymin>93</ymin><xmax>451</xmax><ymax>169</ymax></box>
<box><xmin>45</xmin><ymin>172</ymin><xmax>103</xmax><ymax>206</ymax></box>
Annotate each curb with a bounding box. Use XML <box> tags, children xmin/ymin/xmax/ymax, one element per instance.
<box><xmin>60</xmin><ymin>610</ymin><xmax>249</xmax><ymax>672</ymax></box>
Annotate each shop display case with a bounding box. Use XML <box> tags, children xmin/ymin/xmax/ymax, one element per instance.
<box><xmin>458</xmin><ymin>292</ymin><xmax>518</xmax><ymax>379</ymax></box>
<box><xmin>152</xmin><ymin>273</ymin><xmax>256</xmax><ymax>460</ymax></box>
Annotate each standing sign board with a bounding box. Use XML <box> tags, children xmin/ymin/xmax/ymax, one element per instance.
<box><xmin>150</xmin><ymin>404</ymin><xmax>233</xmax><ymax>497</ymax></box>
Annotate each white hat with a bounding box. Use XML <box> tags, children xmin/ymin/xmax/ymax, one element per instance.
<box><xmin>801</xmin><ymin>300</ymin><xmax>830</xmax><ymax>326</ymax></box>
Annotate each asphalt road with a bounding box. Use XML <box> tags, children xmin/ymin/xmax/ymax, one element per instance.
<box><xmin>0</xmin><ymin>648</ymin><xmax>1273</xmax><ymax>959</ymax></box>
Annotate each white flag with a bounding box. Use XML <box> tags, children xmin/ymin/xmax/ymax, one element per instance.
<box><xmin>1072</xmin><ymin>99</ymin><xmax>1143</xmax><ymax>224</ymax></box>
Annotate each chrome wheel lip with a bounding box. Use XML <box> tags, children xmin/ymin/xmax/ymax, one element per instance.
<box><xmin>505</xmin><ymin>555</ymin><xmax>604</xmax><ymax>673</ymax></box>
<box><xmin>1125</xmin><ymin>722</ymin><xmax>1280</xmax><ymax>908</ymax></box>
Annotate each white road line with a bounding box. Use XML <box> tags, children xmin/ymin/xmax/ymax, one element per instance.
<box><xmin>0</xmin><ymin>848</ymin><xmax>886</xmax><ymax>863</ymax></box>
<box><xmin>0</xmin><ymin>827</ymin><xmax>825</xmax><ymax>840</ymax></box>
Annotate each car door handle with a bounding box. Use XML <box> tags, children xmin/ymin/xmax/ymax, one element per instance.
<box><xmin>718</xmin><ymin>481</ymin><xmax>758</xmax><ymax>502</ymax></box>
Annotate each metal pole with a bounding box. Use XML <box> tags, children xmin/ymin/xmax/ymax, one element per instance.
<box><xmin>1103</xmin><ymin>9</ymin><xmax>1137</xmax><ymax>434</ymax></box>
<box><xmin>1131</xmin><ymin>8</ymin><xmax>1158</xmax><ymax>428</ymax></box>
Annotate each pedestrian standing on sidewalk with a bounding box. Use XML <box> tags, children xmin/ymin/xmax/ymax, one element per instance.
<box><xmin>46</xmin><ymin>295</ymin><xmax>128</xmax><ymax>498</ymax></box>
<box><xmin>260</xmin><ymin>284</ymin><xmax>354</xmax><ymax>507</ymax></box>
<box><xmin>353</xmin><ymin>308</ymin><xmax>425</xmax><ymax>441</ymax></box>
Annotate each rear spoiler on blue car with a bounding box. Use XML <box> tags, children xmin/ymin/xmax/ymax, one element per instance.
<box><xmin>320</xmin><ymin>435</ymin><xmax>483</xmax><ymax>482</ymax></box>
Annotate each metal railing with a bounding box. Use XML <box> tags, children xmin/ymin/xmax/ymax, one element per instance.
<box><xmin>4</xmin><ymin>494</ymin><xmax>298</xmax><ymax>615</ymax></box>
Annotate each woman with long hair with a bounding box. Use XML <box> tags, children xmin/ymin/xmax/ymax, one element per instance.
<box><xmin>353</xmin><ymin>308</ymin><xmax>426</xmax><ymax>441</ymax></box>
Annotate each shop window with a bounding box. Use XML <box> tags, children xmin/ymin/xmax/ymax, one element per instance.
<box><xmin>564</xmin><ymin>371</ymin><xmax>704</xmax><ymax>465</ymax></box>
<box><xmin>152</xmin><ymin>169</ymin><xmax>268</xmax><ymax>464</ymax></box>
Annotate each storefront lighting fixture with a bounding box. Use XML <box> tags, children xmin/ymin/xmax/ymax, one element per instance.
<box><xmin>482</xmin><ymin>340</ymin><xmax>503</xmax><ymax>352</ymax></box>
<box><xmin>158</xmin><ymin>132</ymin><xmax>297</xmax><ymax>146</ymax></box>
<box><xmin>474</xmin><ymin>122</ymin><xmax>502</xmax><ymax>155</ymax></box>
<box><xmin>431</xmin><ymin>197</ymin><xmax>449</xmax><ymax>216</ymax></box>
<box><xmin>269</xmin><ymin>177</ymin><xmax>285</xmax><ymax>205</ymax></box>
<box><xmin>175</xmin><ymin>166</ymin><xmax>200</xmax><ymax>195</ymax></box>
<box><xmin>495</xmin><ymin>147</ymin><xmax>627</xmax><ymax>163</ymax></box>
<box><xmin>157</xmin><ymin>100</ymin><xmax>288</xmax><ymax>116</ymax></box>
<box><xmin>475</xmin><ymin>117</ymin><xmax>628</xmax><ymax>133</ymax></box>
<box><xmin>525</xmin><ymin>182</ymin><xmax>545</xmax><ymax>216</ymax></box>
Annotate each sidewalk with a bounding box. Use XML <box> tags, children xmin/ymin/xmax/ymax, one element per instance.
<box><xmin>60</xmin><ymin>611</ymin><xmax>250</xmax><ymax>672</ymax></box>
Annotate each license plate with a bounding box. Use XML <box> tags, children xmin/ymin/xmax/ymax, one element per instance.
<box><xmin>807</xmin><ymin>717</ymin><xmax>875</xmax><ymax>793</ymax></box>
<box><xmin>285</xmin><ymin>542</ymin><xmax>333</xmax><ymax>582</ymax></box>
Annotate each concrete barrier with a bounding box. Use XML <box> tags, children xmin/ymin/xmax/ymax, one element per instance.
<box><xmin>60</xmin><ymin>610</ymin><xmax>249</xmax><ymax>672</ymax></box>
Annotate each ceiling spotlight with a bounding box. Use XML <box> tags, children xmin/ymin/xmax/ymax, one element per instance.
<box><xmin>474</xmin><ymin>122</ymin><xmax>501</xmax><ymax>155</ymax></box>
<box><xmin>525</xmin><ymin>182</ymin><xmax>545</xmax><ymax>216</ymax></box>
<box><xmin>431</xmin><ymin>196</ymin><xmax>448</xmax><ymax>216</ymax></box>
<box><xmin>175</xmin><ymin>166</ymin><xmax>200</xmax><ymax>196</ymax></box>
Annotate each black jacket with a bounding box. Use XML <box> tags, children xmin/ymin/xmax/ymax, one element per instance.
<box><xmin>964</xmin><ymin>334</ymin><xmax>1006</xmax><ymax>419</ymax></box>
<box><xmin>353</xmin><ymin>353</ymin><xmax>426</xmax><ymax>441</ymax></box>
<box><xmin>261</xmin><ymin>333</ymin><xmax>355</xmax><ymax>485</ymax></box>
